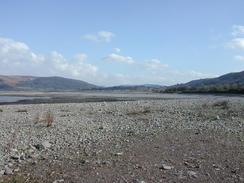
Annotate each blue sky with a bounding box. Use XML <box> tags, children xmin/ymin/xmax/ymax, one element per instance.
<box><xmin>0</xmin><ymin>0</ymin><xmax>244</xmax><ymax>86</ymax></box>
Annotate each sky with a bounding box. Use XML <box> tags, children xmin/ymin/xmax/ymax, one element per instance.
<box><xmin>0</xmin><ymin>0</ymin><xmax>244</xmax><ymax>86</ymax></box>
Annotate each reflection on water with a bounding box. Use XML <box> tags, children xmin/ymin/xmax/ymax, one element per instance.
<box><xmin>0</xmin><ymin>96</ymin><xmax>48</xmax><ymax>103</ymax></box>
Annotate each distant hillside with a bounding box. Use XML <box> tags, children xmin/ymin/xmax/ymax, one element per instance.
<box><xmin>164</xmin><ymin>71</ymin><xmax>244</xmax><ymax>93</ymax></box>
<box><xmin>0</xmin><ymin>75</ymin><xmax>97</xmax><ymax>91</ymax></box>
<box><xmin>100</xmin><ymin>84</ymin><xmax>163</xmax><ymax>91</ymax></box>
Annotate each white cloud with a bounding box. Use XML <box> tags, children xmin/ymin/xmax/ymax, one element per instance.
<box><xmin>0</xmin><ymin>37</ymin><xmax>98</xmax><ymax>82</ymax></box>
<box><xmin>0</xmin><ymin>36</ymin><xmax>217</xmax><ymax>86</ymax></box>
<box><xmin>73</xmin><ymin>53</ymin><xmax>87</xmax><ymax>62</ymax></box>
<box><xmin>228</xmin><ymin>38</ymin><xmax>244</xmax><ymax>50</ymax></box>
<box><xmin>104</xmin><ymin>53</ymin><xmax>135</xmax><ymax>64</ymax></box>
<box><xmin>144</xmin><ymin>59</ymin><xmax>168</xmax><ymax>70</ymax></box>
<box><xmin>232</xmin><ymin>25</ymin><xmax>244</xmax><ymax>36</ymax></box>
<box><xmin>114</xmin><ymin>48</ymin><xmax>121</xmax><ymax>53</ymax></box>
<box><xmin>234</xmin><ymin>55</ymin><xmax>244</xmax><ymax>61</ymax></box>
<box><xmin>83</xmin><ymin>31</ymin><xmax>115</xmax><ymax>43</ymax></box>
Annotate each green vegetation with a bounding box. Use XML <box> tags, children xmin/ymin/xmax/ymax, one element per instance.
<box><xmin>164</xmin><ymin>84</ymin><xmax>244</xmax><ymax>94</ymax></box>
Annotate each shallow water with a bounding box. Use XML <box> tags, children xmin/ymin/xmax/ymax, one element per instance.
<box><xmin>0</xmin><ymin>96</ymin><xmax>48</xmax><ymax>103</ymax></box>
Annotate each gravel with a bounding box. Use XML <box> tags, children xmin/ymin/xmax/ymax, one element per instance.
<box><xmin>0</xmin><ymin>94</ymin><xmax>243</xmax><ymax>182</ymax></box>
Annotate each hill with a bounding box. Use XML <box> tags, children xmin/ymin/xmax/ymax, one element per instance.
<box><xmin>164</xmin><ymin>71</ymin><xmax>244</xmax><ymax>93</ymax></box>
<box><xmin>0</xmin><ymin>75</ymin><xmax>97</xmax><ymax>91</ymax></box>
<box><xmin>99</xmin><ymin>84</ymin><xmax>163</xmax><ymax>91</ymax></box>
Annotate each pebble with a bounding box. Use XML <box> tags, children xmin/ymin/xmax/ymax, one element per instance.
<box><xmin>114</xmin><ymin>152</ymin><xmax>123</xmax><ymax>156</ymax></box>
<box><xmin>34</xmin><ymin>141</ymin><xmax>51</xmax><ymax>151</ymax></box>
<box><xmin>0</xmin><ymin>169</ymin><xmax>5</xmax><ymax>176</ymax></box>
<box><xmin>53</xmin><ymin>179</ymin><xmax>64</xmax><ymax>183</ymax></box>
<box><xmin>4</xmin><ymin>167</ymin><xmax>13</xmax><ymax>175</ymax></box>
<box><xmin>159</xmin><ymin>164</ymin><xmax>174</xmax><ymax>170</ymax></box>
<box><xmin>187</xmin><ymin>170</ymin><xmax>198</xmax><ymax>178</ymax></box>
<box><xmin>42</xmin><ymin>141</ymin><xmax>52</xmax><ymax>149</ymax></box>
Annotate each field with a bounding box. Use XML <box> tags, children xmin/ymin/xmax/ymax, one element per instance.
<box><xmin>0</xmin><ymin>92</ymin><xmax>243</xmax><ymax>183</ymax></box>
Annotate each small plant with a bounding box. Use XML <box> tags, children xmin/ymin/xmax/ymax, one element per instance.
<box><xmin>127</xmin><ymin>106</ymin><xmax>151</xmax><ymax>116</ymax></box>
<box><xmin>34</xmin><ymin>111</ymin><xmax>54</xmax><ymax>127</ymax></box>
<box><xmin>0</xmin><ymin>108</ymin><xmax>3</xmax><ymax>112</ymax></box>
<box><xmin>34</xmin><ymin>113</ymin><xmax>40</xmax><ymax>124</ymax></box>
<box><xmin>5</xmin><ymin>130</ymin><xmax>17</xmax><ymax>153</ymax></box>
<box><xmin>213</xmin><ymin>100</ymin><xmax>229</xmax><ymax>109</ymax></box>
<box><xmin>16</xmin><ymin>109</ymin><xmax>28</xmax><ymax>113</ymax></box>
<box><xmin>45</xmin><ymin>111</ymin><xmax>54</xmax><ymax>127</ymax></box>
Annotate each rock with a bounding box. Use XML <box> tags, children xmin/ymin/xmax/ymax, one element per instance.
<box><xmin>53</xmin><ymin>179</ymin><xmax>64</xmax><ymax>183</ymax></box>
<box><xmin>114</xmin><ymin>152</ymin><xmax>123</xmax><ymax>156</ymax></box>
<box><xmin>0</xmin><ymin>170</ymin><xmax>5</xmax><ymax>176</ymax></box>
<box><xmin>159</xmin><ymin>164</ymin><xmax>174</xmax><ymax>170</ymax></box>
<box><xmin>14</xmin><ymin>168</ymin><xmax>20</xmax><ymax>172</ymax></box>
<box><xmin>33</xmin><ymin>144</ymin><xmax>44</xmax><ymax>151</ymax></box>
<box><xmin>187</xmin><ymin>170</ymin><xmax>198</xmax><ymax>178</ymax></box>
<box><xmin>10</xmin><ymin>154</ymin><xmax>20</xmax><ymax>160</ymax></box>
<box><xmin>213</xmin><ymin>164</ymin><xmax>220</xmax><ymax>171</ymax></box>
<box><xmin>98</xmin><ymin>126</ymin><xmax>104</xmax><ymax>130</ymax></box>
<box><xmin>34</xmin><ymin>141</ymin><xmax>51</xmax><ymax>151</ymax></box>
<box><xmin>42</xmin><ymin>141</ymin><xmax>52</xmax><ymax>149</ymax></box>
<box><xmin>4</xmin><ymin>167</ymin><xmax>13</xmax><ymax>175</ymax></box>
<box><xmin>7</xmin><ymin>163</ymin><xmax>14</xmax><ymax>167</ymax></box>
<box><xmin>10</xmin><ymin>149</ymin><xmax>20</xmax><ymax>160</ymax></box>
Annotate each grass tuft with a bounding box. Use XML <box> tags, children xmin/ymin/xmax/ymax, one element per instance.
<box><xmin>45</xmin><ymin>111</ymin><xmax>54</xmax><ymax>127</ymax></box>
<box><xmin>16</xmin><ymin>109</ymin><xmax>28</xmax><ymax>113</ymax></box>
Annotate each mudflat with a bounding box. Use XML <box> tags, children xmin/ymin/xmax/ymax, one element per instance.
<box><xmin>0</xmin><ymin>93</ymin><xmax>243</xmax><ymax>183</ymax></box>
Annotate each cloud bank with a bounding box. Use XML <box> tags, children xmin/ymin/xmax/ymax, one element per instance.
<box><xmin>82</xmin><ymin>31</ymin><xmax>115</xmax><ymax>43</ymax></box>
<box><xmin>0</xmin><ymin>37</ymin><xmax>98</xmax><ymax>83</ymax></box>
<box><xmin>104</xmin><ymin>53</ymin><xmax>135</xmax><ymax>64</ymax></box>
<box><xmin>0</xmin><ymin>36</ymin><xmax>214</xmax><ymax>86</ymax></box>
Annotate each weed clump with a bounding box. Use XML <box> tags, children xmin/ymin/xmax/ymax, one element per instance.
<box><xmin>212</xmin><ymin>100</ymin><xmax>229</xmax><ymax>109</ymax></box>
<box><xmin>46</xmin><ymin>111</ymin><xmax>54</xmax><ymax>127</ymax></box>
<box><xmin>34</xmin><ymin>111</ymin><xmax>54</xmax><ymax>127</ymax></box>
<box><xmin>16</xmin><ymin>109</ymin><xmax>28</xmax><ymax>113</ymax></box>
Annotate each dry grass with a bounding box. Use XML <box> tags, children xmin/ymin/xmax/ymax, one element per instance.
<box><xmin>34</xmin><ymin>111</ymin><xmax>54</xmax><ymax>127</ymax></box>
<box><xmin>16</xmin><ymin>109</ymin><xmax>28</xmax><ymax>113</ymax></box>
<box><xmin>5</xmin><ymin>130</ymin><xmax>17</xmax><ymax>153</ymax></box>
<box><xmin>212</xmin><ymin>100</ymin><xmax>229</xmax><ymax>109</ymax></box>
<box><xmin>126</xmin><ymin>106</ymin><xmax>151</xmax><ymax>116</ymax></box>
<box><xmin>45</xmin><ymin>111</ymin><xmax>54</xmax><ymax>127</ymax></box>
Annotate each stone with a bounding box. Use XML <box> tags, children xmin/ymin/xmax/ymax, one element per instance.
<box><xmin>53</xmin><ymin>179</ymin><xmax>64</xmax><ymax>183</ymax></box>
<box><xmin>4</xmin><ymin>167</ymin><xmax>13</xmax><ymax>175</ymax></box>
<box><xmin>187</xmin><ymin>170</ymin><xmax>198</xmax><ymax>178</ymax></box>
<box><xmin>34</xmin><ymin>141</ymin><xmax>51</xmax><ymax>151</ymax></box>
<box><xmin>159</xmin><ymin>164</ymin><xmax>174</xmax><ymax>170</ymax></box>
<box><xmin>33</xmin><ymin>144</ymin><xmax>44</xmax><ymax>151</ymax></box>
<box><xmin>42</xmin><ymin>141</ymin><xmax>52</xmax><ymax>149</ymax></box>
<box><xmin>0</xmin><ymin>170</ymin><xmax>5</xmax><ymax>176</ymax></box>
<box><xmin>14</xmin><ymin>168</ymin><xmax>20</xmax><ymax>172</ymax></box>
<box><xmin>114</xmin><ymin>152</ymin><xmax>123</xmax><ymax>156</ymax></box>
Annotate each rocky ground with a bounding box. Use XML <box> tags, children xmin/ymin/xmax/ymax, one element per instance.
<box><xmin>0</xmin><ymin>94</ymin><xmax>243</xmax><ymax>183</ymax></box>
